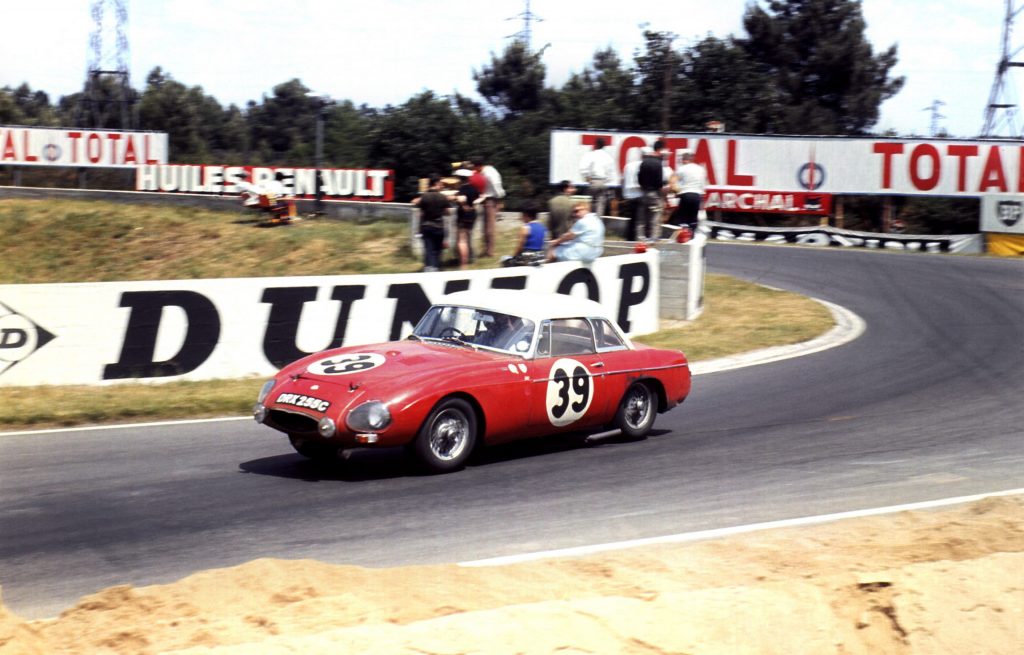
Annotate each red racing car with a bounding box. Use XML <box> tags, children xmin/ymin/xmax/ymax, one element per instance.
<box><xmin>253</xmin><ymin>290</ymin><xmax>691</xmax><ymax>472</ymax></box>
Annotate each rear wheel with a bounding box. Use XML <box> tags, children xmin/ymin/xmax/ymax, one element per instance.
<box><xmin>288</xmin><ymin>434</ymin><xmax>340</xmax><ymax>462</ymax></box>
<box><xmin>614</xmin><ymin>382</ymin><xmax>656</xmax><ymax>440</ymax></box>
<box><xmin>411</xmin><ymin>398</ymin><xmax>477</xmax><ymax>473</ymax></box>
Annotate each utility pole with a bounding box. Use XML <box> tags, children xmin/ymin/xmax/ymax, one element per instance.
<box><xmin>923</xmin><ymin>99</ymin><xmax>946</xmax><ymax>136</ymax></box>
<box><xmin>981</xmin><ymin>0</ymin><xmax>1024</xmax><ymax>136</ymax></box>
<box><xmin>507</xmin><ymin>0</ymin><xmax>542</xmax><ymax>49</ymax></box>
<box><xmin>76</xmin><ymin>0</ymin><xmax>134</xmax><ymax>131</ymax></box>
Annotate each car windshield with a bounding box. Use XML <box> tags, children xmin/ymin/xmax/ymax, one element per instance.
<box><xmin>412</xmin><ymin>306</ymin><xmax>536</xmax><ymax>355</ymax></box>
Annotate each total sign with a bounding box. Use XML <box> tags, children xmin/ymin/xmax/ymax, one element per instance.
<box><xmin>0</xmin><ymin>126</ymin><xmax>168</xmax><ymax>168</ymax></box>
<box><xmin>550</xmin><ymin>129</ymin><xmax>1024</xmax><ymax>197</ymax></box>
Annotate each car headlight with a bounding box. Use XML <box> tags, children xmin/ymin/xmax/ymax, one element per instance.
<box><xmin>257</xmin><ymin>379</ymin><xmax>275</xmax><ymax>404</ymax></box>
<box><xmin>253</xmin><ymin>403</ymin><xmax>268</xmax><ymax>424</ymax></box>
<box><xmin>318</xmin><ymin>416</ymin><xmax>337</xmax><ymax>438</ymax></box>
<box><xmin>346</xmin><ymin>400</ymin><xmax>392</xmax><ymax>432</ymax></box>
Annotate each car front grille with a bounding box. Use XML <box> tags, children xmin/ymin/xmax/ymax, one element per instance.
<box><xmin>267</xmin><ymin>410</ymin><xmax>319</xmax><ymax>435</ymax></box>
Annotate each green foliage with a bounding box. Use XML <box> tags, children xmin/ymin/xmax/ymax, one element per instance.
<box><xmin>740</xmin><ymin>0</ymin><xmax>904</xmax><ymax>134</ymax></box>
<box><xmin>474</xmin><ymin>40</ymin><xmax>548</xmax><ymax>117</ymax></box>
<box><xmin>9</xmin><ymin>4</ymin><xmax>917</xmax><ymax>212</ymax></box>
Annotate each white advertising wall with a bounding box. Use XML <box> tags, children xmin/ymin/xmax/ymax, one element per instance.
<box><xmin>551</xmin><ymin>129</ymin><xmax>1024</xmax><ymax>197</ymax></box>
<box><xmin>0</xmin><ymin>126</ymin><xmax>169</xmax><ymax>168</ymax></box>
<box><xmin>0</xmin><ymin>254</ymin><xmax>659</xmax><ymax>387</ymax></box>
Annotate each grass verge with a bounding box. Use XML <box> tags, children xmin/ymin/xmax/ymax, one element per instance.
<box><xmin>0</xmin><ymin>199</ymin><xmax>834</xmax><ymax>431</ymax></box>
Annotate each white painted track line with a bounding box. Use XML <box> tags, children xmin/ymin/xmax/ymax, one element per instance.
<box><xmin>459</xmin><ymin>488</ymin><xmax>1024</xmax><ymax>567</ymax></box>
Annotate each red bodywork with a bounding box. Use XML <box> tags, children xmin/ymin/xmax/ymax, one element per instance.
<box><xmin>259</xmin><ymin>338</ymin><xmax>690</xmax><ymax>450</ymax></box>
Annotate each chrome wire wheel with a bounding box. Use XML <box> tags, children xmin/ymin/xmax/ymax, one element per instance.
<box><xmin>623</xmin><ymin>384</ymin><xmax>654</xmax><ymax>430</ymax></box>
<box><xmin>429</xmin><ymin>408</ymin><xmax>471</xmax><ymax>461</ymax></box>
<box><xmin>413</xmin><ymin>397</ymin><xmax>478</xmax><ymax>473</ymax></box>
<box><xmin>615</xmin><ymin>382</ymin><xmax>656</xmax><ymax>440</ymax></box>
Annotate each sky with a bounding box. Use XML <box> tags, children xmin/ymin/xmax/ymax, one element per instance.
<box><xmin>1</xmin><ymin>0</ymin><xmax>1016</xmax><ymax>138</ymax></box>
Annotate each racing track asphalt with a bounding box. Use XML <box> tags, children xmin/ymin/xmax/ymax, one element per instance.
<box><xmin>1</xmin><ymin>243</ymin><xmax>1022</xmax><ymax>619</ymax></box>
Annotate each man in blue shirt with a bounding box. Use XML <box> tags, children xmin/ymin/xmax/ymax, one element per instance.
<box><xmin>547</xmin><ymin>202</ymin><xmax>605</xmax><ymax>264</ymax></box>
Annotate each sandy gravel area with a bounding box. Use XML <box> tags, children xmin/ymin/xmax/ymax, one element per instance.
<box><xmin>2</xmin><ymin>494</ymin><xmax>1021</xmax><ymax>654</ymax></box>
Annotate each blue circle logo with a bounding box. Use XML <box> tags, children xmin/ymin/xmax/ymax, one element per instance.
<box><xmin>797</xmin><ymin>163</ymin><xmax>826</xmax><ymax>190</ymax></box>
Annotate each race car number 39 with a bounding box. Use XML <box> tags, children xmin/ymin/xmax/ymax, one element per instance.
<box><xmin>308</xmin><ymin>353</ymin><xmax>386</xmax><ymax>376</ymax></box>
<box><xmin>546</xmin><ymin>358</ymin><xmax>594</xmax><ymax>427</ymax></box>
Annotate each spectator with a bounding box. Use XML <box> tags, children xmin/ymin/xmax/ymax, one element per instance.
<box><xmin>620</xmin><ymin>146</ymin><xmax>644</xmax><ymax>241</ymax></box>
<box><xmin>672</xmin><ymin>149</ymin><xmax>707</xmax><ymax>230</ymax></box>
<box><xmin>502</xmin><ymin>201</ymin><xmax>547</xmax><ymax>267</ymax></box>
<box><xmin>636</xmin><ymin>139</ymin><xmax>669</xmax><ymax>241</ymax></box>
<box><xmin>411</xmin><ymin>174</ymin><xmax>449</xmax><ymax>272</ymax></box>
<box><xmin>547</xmin><ymin>201</ymin><xmax>605</xmax><ymax>264</ymax></box>
<box><xmin>452</xmin><ymin>168</ymin><xmax>479</xmax><ymax>269</ymax></box>
<box><xmin>578</xmin><ymin>137</ymin><xmax>617</xmax><ymax>216</ymax></box>
<box><xmin>547</xmin><ymin>179</ymin><xmax>576</xmax><ymax>239</ymax></box>
<box><xmin>472</xmin><ymin>156</ymin><xmax>505</xmax><ymax>257</ymax></box>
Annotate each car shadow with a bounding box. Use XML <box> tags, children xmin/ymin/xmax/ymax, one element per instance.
<box><xmin>469</xmin><ymin>428</ymin><xmax>672</xmax><ymax>467</ymax></box>
<box><xmin>239</xmin><ymin>447</ymin><xmax>415</xmax><ymax>482</ymax></box>
<box><xmin>239</xmin><ymin>428</ymin><xmax>673</xmax><ymax>482</ymax></box>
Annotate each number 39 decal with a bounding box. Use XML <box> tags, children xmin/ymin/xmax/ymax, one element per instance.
<box><xmin>546</xmin><ymin>358</ymin><xmax>594</xmax><ymax>427</ymax></box>
<box><xmin>307</xmin><ymin>353</ymin><xmax>386</xmax><ymax>376</ymax></box>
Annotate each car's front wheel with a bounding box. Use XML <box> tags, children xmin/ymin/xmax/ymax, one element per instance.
<box><xmin>288</xmin><ymin>434</ymin><xmax>340</xmax><ymax>462</ymax></box>
<box><xmin>614</xmin><ymin>381</ymin><xmax>657</xmax><ymax>440</ymax></box>
<box><xmin>411</xmin><ymin>397</ymin><xmax>477</xmax><ymax>473</ymax></box>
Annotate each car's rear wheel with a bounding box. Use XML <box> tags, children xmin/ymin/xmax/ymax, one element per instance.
<box><xmin>614</xmin><ymin>381</ymin><xmax>656</xmax><ymax>440</ymax></box>
<box><xmin>288</xmin><ymin>434</ymin><xmax>340</xmax><ymax>462</ymax></box>
<box><xmin>411</xmin><ymin>397</ymin><xmax>477</xmax><ymax>473</ymax></box>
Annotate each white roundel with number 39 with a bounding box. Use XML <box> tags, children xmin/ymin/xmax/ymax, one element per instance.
<box><xmin>545</xmin><ymin>358</ymin><xmax>594</xmax><ymax>427</ymax></box>
<box><xmin>307</xmin><ymin>353</ymin><xmax>386</xmax><ymax>376</ymax></box>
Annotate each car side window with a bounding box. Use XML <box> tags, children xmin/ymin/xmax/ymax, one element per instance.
<box><xmin>536</xmin><ymin>321</ymin><xmax>552</xmax><ymax>357</ymax></box>
<box><xmin>549</xmin><ymin>318</ymin><xmax>597</xmax><ymax>356</ymax></box>
<box><xmin>592</xmin><ymin>318</ymin><xmax>627</xmax><ymax>351</ymax></box>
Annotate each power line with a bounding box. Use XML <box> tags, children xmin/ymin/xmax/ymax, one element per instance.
<box><xmin>981</xmin><ymin>0</ymin><xmax>1024</xmax><ymax>137</ymax></box>
<box><xmin>76</xmin><ymin>0</ymin><xmax>134</xmax><ymax>129</ymax></box>
<box><xmin>506</xmin><ymin>0</ymin><xmax>542</xmax><ymax>50</ymax></box>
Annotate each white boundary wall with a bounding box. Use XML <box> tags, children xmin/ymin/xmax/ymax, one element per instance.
<box><xmin>0</xmin><ymin>255</ymin><xmax>660</xmax><ymax>387</ymax></box>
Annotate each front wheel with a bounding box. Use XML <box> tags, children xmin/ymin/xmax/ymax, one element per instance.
<box><xmin>411</xmin><ymin>398</ymin><xmax>477</xmax><ymax>473</ymax></box>
<box><xmin>614</xmin><ymin>382</ymin><xmax>657</xmax><ymax>440</ymax></box>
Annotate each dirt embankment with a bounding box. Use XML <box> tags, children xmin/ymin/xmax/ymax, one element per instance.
<box><xmin>2</xmin><ymin>496</ymin><xmax>1022</xmax><ymax>654</ymax></box>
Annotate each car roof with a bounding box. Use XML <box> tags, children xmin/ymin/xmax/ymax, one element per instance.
<box><xmin>438</xmin><ymin>290</ymin><xmax>613</xmax><ymax>323</ymax></box>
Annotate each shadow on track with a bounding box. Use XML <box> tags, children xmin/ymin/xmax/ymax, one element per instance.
<box><xmin>238</xmin><ymin>429</ymin><xmax>672</xmax><ymax>482</ymax></box>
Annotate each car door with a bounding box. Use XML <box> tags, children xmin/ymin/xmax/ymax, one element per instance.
<box><xmin>526</xmin><ymin>318</ymin><xmax>611</xmax><ymax>433</ymax></box>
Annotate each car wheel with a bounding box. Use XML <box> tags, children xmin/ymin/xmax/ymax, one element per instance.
<box><xmin>412</xmin><ymin>397</ymin><xmax>477</xmax><ymax>473</ymax></box>
<box><xmin>288</xmin><ymin>434</ymin><xmax>340</xmax><ymax>462</ymax></box>
<box><xmin>614</xmin><ymin>382</ymin><xmax>656</xmax><ymax>440</ymax></box>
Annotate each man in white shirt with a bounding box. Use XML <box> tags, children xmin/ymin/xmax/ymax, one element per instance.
<box><xmin>674</xmin><ymin>149</ymin><xmax>707</xmax><ymax>229</ymax></box>
<box><xmin>473</xmin><ymin>156</ymin><xmax>505</xmax><ymax>257</ymax></box>
<box><xmin>620</xmin><ymin>146</ymin><xmax>643</xmax><ymax>241</ymax></box>
<box><xmin>578</xmin><ymin>137</ymin><xmax>617</xmax><ymax>217</ymax></box>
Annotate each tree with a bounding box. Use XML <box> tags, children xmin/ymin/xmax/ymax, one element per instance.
<box><xmin>632</xmin><ymin>30</ymin><xmax>687</xmax><ymax>133</ymax></box>
<box><xmin>678</xmin><ymin>36</ymin><xmax>782</xmax><ymax>133</ymax></box>
<box><xmin>474</xmin><ymin>40</ymin><xmax>548</xmax><ymax>117</ymax></box>
<box><xmin>366</xmin><ymin>91</ymin><xmax>467</xmax><ymax>198</ymax></box>
<box><xmin>740</xmin><ymin>0</ymin><xmax>903</xmax><ymax>134</ymax></box>
<box><xmin>554</xmin><ymin>48</ymin><xmax>637</xmax><ymax>130</ymax></box>
<box><xmin>138</xmin><ymin>67</ymin><xmax>237</xmax><ymax>161</ymax></box>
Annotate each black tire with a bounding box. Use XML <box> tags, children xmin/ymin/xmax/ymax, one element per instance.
<box><xmin>411</xmin><ymin>397</ymin><xmax>477</xmax><ymax>473</ymax></box>
<box><xmin>288</xmin><ymin>434</ymin><xmax>340</xmax><ymax>462</ymax></box>
<box><xmin>614</xmin><ymin>382</ymin><xmax>657</xmax><ymax>440</ymax></box>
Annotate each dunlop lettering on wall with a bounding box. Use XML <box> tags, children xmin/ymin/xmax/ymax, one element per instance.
<box><xmin>0</xmin><ymin>255</ymin><xmax>660</xmax><ymax>387</ymax></box>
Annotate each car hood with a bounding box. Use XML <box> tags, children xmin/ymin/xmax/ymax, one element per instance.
<box><xmin>278</xmin><ymin>339</ymin><xmax>516</xmax><ymax>395</ymax></box>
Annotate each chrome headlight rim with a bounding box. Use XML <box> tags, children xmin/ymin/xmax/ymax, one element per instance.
<box><xmin>257</xmin><ymin>379</ymin><xmax>276</xmax><ymax>404</ymax></box>
<box><xmin>318</xmin><ymin>416</ymin><xmax>337</xmax><ymax>438</ymax></box>
<box><xmin>345</xmin><ymin>400</ymin><xmax>392</xmax><ymax>432</ymax></box>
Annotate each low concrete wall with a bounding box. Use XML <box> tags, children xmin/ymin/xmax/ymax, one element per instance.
<box><xmin>0</xmin><ymin>186</ymin><xmax>413</xmax><ymax>222</ymax></box>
